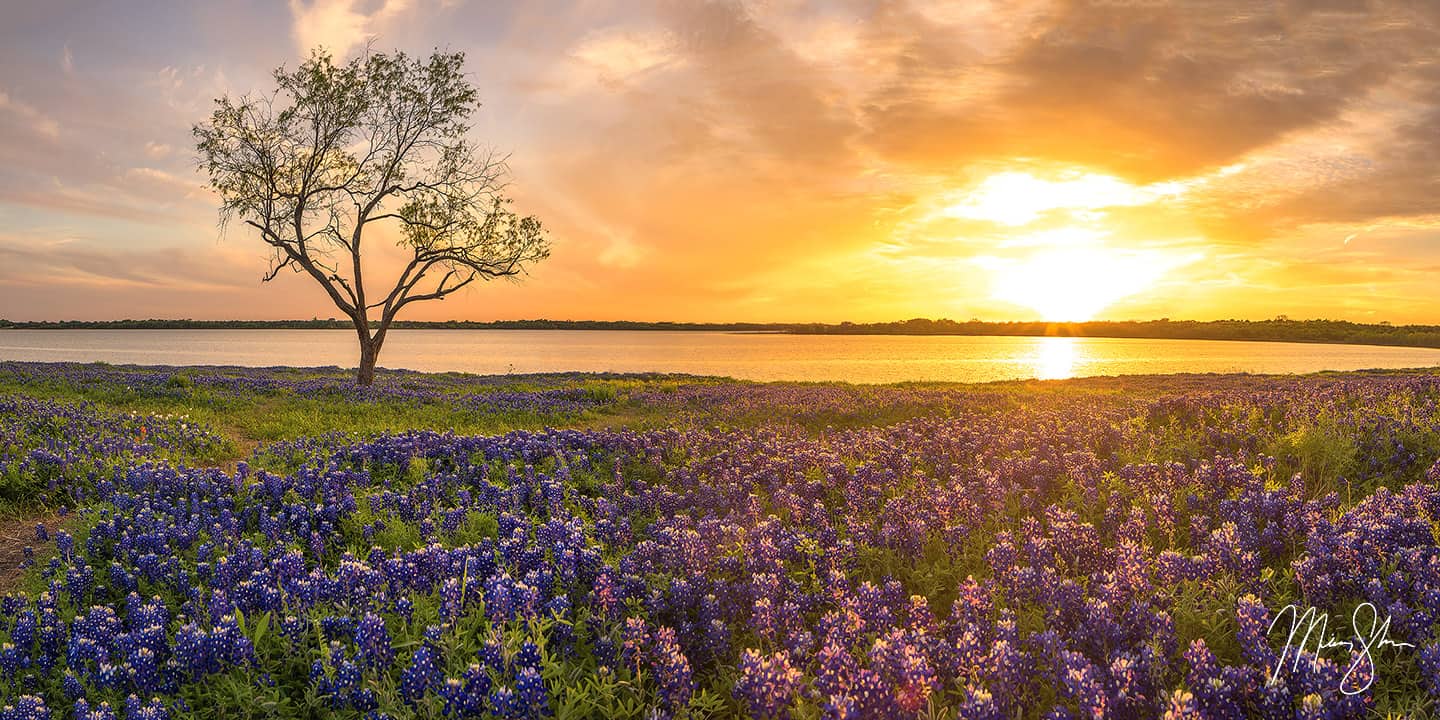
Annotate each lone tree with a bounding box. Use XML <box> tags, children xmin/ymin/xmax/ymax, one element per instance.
<box><xmin>195</xmin><ymin>49</ymin><xmax>549</xmax><ymax>384</ymax></box>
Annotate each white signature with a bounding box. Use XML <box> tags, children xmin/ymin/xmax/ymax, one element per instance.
<box><xmin>1266</xmin><ymin>602</ymin><xmax>1415</xmax><ymax>695</ymax></box>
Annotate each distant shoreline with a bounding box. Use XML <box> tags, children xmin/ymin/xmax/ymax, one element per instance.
<box><xmin>5</xmin><ymin>317</ymin><xmax>1440</xmax><ymax>352</ymax></box>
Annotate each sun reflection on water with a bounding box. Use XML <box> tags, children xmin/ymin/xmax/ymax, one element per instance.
<box><xmin>1034</xmin><ymin>336</ymin><xmax>1078</xmax><ymax>380</ymax></box>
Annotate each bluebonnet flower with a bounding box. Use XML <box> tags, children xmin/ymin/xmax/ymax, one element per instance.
<box><xmin>1160</xmin><ymin>689</ymin><xmax>1201</xmax><ymax>719</ymax></box>
<box><xmin>953</xmin><ymin>686</ymin><xmax>1004</xmax><ymax>720</ymax></box>
<box><xmin>489</xmin><ymin>686</ymin><xmax>523</xmax><ymax>719</ymax></box>
<box><xmin>1419</xmin><ymin>643</ymin><xmax>1440</xmax><ymax>698</ymax></box>
<box><xmin>439</xmin><ymin>677</ymin><xmax>481</xmax><ymax>717</ymax></box>
<box><xmin>734</xmin><ymin>649</ymin><xmax>802</xmax><ymax>719</ymax></box>
<box><xmin>1183</xmin><ymin>639</ymin><xmax>1247</xmax><ymax>719</ymax></box>
<box><xmin>648</xmin><ymin>626</ymin><xmax>694</xmax><ymax>710</ymax></box>
<box><xmin>515</xmin><ymin>640</ymin><xmax>542</xmax><ymax>671</ymax></box>
<box><xmin>515</xmin><ymin>666</ymin><xmax>550</xmax><ymax>717</ymax></box>
<box><xmin>355</xmin><ymin>612</ymin><xmax>393</xmax><ymax>669</ymax></box>
<box><xmin>819</xmin><ymin>694</ymin><xmax>858</xmax><ymax>720</ymax></box>
<box><xmin>394</xmin><ymin>595</ymin><xmax>415</xmax><ymax>624</ymax></box>
<box><xmin>125</xmin><ymin>646</ymin><xmax>162</xmax><ymax>693</ymax></box>
<box><xmin>869</xmin><ymin>630</ymin><xmax>937</xmax><ymax>714</ymax></box>
<box><xmin>1235</xmin><ymin>594</ymin><xmax>1277</xmax><ymax>669</ymax></box>
<box><xmin>423</xmin><ymin>624</ymin><xmax>446</xmax><ymax>646</ymax></box>
<box><xmin>123</xmin><ymin>696</ymin><xmax>168</xmax><ymax>720</ymax></box>
<box><xmin>440</xmin><ymin>577</ymin><xmax>464</xmax><ymax>620</ymax></box>
<box><xmin>401</xmin><ymin>646</ymin><xmax>441</xmax><ymax>703</ymax></box>
<box><xmin>72</xmin><ymin>700</ymin><xmax>117</xmax><ymax>720</ymax></box>
<box><xmin>478</xmin><ymin>637</ymin><xmax>506</xmax><ymax>671</ymax></box>
<box><xmin>0</xmin><ymin>696</ymin><xmax>49</xmax><ymax>720</ymax></box>
<box><xmin>320</xmin><ymin>615</ymin><xmax>356</xmax><ymax>642</ymax></box>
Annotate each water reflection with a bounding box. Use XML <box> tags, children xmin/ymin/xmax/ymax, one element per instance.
<box><xmin>2</xmin><ymin>330</ymin><xmax>1439</xmax><ymax>384</ymax></box>
<box><xmin>1033</xmin><ymin>336</ymin><xmax>1078</xmax><ymax>379</ymax></box>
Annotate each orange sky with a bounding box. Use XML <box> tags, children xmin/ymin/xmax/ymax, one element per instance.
<box><xmin>2</xmin><ymin>1</ymin><xmax>1440</xmax><ymax>323</ymax></box>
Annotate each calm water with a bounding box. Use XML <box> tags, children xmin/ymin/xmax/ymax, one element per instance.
<box><xmin>0</xmin><ymin>329</ymin><xmax>1437</xmax><ymax>384</ymax></box>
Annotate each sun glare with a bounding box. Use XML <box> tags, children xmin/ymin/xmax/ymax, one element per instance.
<box><xmin>943</xmin><ymin>168</ymin><xmax>1199</xmax><ymax>321</ymax></box>
<box><xmin>1034</xmin><ymin>336</ymin><xmax>1078</xmax><ymax>380</ymax></box>
<box><xmin>981</xmin><ymin>245</ymin><xmax>1195</xmax><ymax>322</ymax></box>
<box><xmin>943</xmin><ymin>170</ymin><xmax>1184</xmax><ymax>226</ymax></box>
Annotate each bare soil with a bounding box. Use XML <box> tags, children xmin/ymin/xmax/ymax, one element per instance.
<box><xmin>0</xmin><ymin>514</ymin><xmax>54</xmax><ymax>592</ymax></box>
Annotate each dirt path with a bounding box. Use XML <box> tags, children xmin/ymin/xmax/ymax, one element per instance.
<box><xmin>0</xmin><ymin>514</ymin><xmax>55</xmax><ymax>592</ymax></box>
<box><xmin>214</xmin><ymin>435</ymin><xmax>262</xmax><ymax>473</ymax></box>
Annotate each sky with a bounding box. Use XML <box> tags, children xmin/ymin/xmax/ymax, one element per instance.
<box><xmin>2</xmin><ymin>0</ymin><xmax>1439</xmax><ymax>324</ymax></box>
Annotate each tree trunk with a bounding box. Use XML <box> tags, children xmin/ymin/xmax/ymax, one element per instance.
<box><xmin>356</xmin><ymin>339</ymin><xmax>378</xmax><ymax>386</ymax></box>
<box><xmin>354</xmin><ymin>313</ymin><xmax>390</xmax><ymax>386</ymax></box>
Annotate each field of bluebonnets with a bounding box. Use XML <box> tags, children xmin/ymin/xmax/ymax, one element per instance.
<box><xmin>4</xmin><ymin>360</ymin><xmax>1440</xmax><ymax>719</ymax></box>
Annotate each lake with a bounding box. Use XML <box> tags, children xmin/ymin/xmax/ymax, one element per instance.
<box><xmin>0</xmin><ymin>329</ymin><xmax>1438</xmax><ymax>384</ymax></box>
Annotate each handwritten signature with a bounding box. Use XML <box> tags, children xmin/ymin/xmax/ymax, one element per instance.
<box><xmin>1267</xmin><ymin>602</ymin><xmax>1415</xmax><ymax>695</ymax></box>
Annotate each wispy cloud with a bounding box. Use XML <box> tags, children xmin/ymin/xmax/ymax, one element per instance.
<box><xmin>0</xmin><ymin>89</ymin><xmax>60</xmax><ymax>139</ymax></box>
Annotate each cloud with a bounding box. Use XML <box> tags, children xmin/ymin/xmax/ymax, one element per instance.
<box><xmin>571</xmin><ymin>28</ymin><xmax>678</xmax><ymax>83</ymax></box>
<box><xmin>0</xmin><ymin>89</ymin><xmax>60</xmax><ymax>139</ymax></box>
<box><xmin>287</xmin><ymin>0</ymin><xmax>414</xmax><ymax>57</ymax></box>
<box><xmin>0</xmin><ymin>234</ymin><xmax>254</xmax><ymax>293</ymax></box>
<box><xmin>862</xmin><ymin>0</ymin><xmax>1432</xmax><ymax>182</ymax></box>
<box><xmin>597</xmin><ymin>233</ymin><xmax>644</xmax><ymax>269</ymax></box>
<box><xmin>3</xmin><ymin>0</ymin><xmax>1440</xmax><ymax>323</ymax></box>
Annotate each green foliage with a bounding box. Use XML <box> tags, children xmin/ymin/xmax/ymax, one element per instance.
<box><xmin>1270</xmin><ymin>419</ymin><xmax>1360</xmax><ymax>496</ymax></box>
<box><xmin>451</xmin><ymin>511</ymin><xmax>500</xmax><ymax>545</ymax></box>
<box><xmin>582</xmin><ymin>382</ymin><xmax>620</xmax><ymax>405</ymax></box>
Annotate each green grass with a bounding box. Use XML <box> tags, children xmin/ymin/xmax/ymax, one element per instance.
<box><xmin>0</xmin><ymin>374</ymin><xmax>668</xmax><ymax>469</ymax></box>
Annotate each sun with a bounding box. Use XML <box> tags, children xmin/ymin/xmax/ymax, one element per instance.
<box><xmin>943</xmin><ymin>168</ymin><xmax>1199</xmax><ymax>322</ymax></box>
<box><xmin>983</xmin><ymin>245</ymin><xmax>1189</xmax><ymax>322</ymax></box>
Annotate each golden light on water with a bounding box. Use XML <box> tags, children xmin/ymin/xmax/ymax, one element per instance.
<box><xmin>1033</xmin><ymin>336</ymin><xmax>1078</xmax><ymax>380</ymax></box>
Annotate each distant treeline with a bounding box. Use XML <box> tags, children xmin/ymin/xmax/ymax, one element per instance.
<box><xmin>805</xmin><ymin>318</ymin><xmax>1440</xmax><ymax>348</ymax></box>
<box><xmin>4</xmin><ymin>317</ymin><xmax>1440</xmax><ymax>349</ymax></box>
<box><xmin>0</xmin><ymin>318</ymin><xmax>784</xmax><ymax>331</ymax></box>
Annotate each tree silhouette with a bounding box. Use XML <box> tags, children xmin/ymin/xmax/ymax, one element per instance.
<box><xmin>195</xmin><ymin>49</ymin><xmax>549</xmax><ymax>384</ymax></box>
